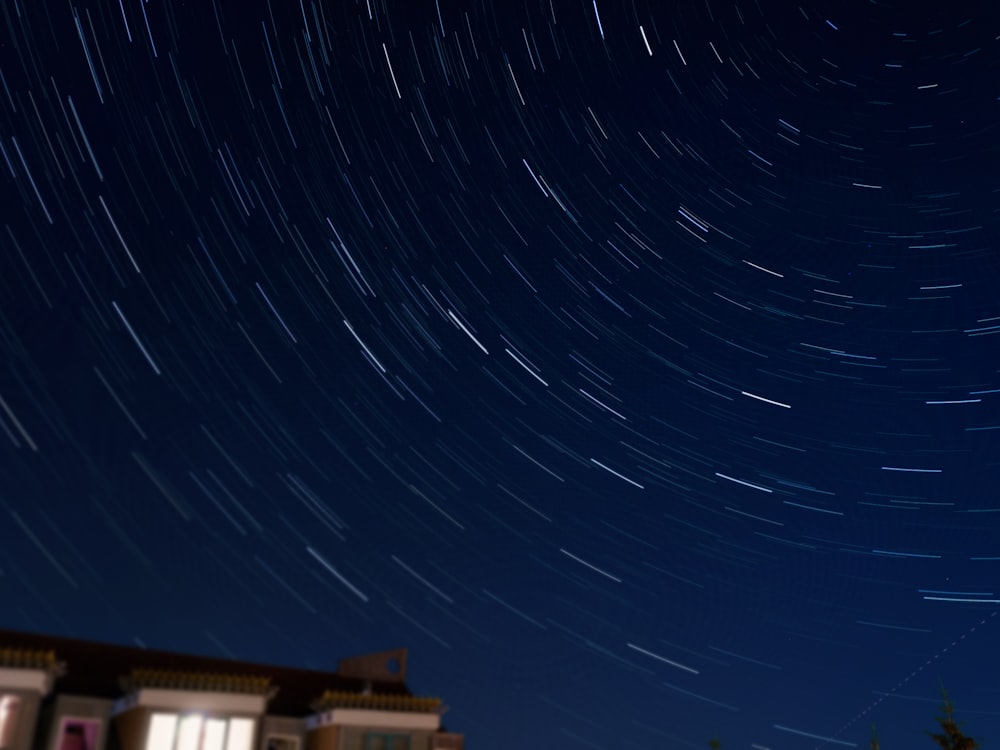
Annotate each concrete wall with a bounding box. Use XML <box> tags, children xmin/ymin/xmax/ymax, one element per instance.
<box><xmin>7</xmin><ymin>690</ymin><xmax>42</xmax><ymax>750</ymax></box>
<box><xmin>109</xmin><ymin>707</ymin><xmax>147</xmax><ymax>750</ymax></box>
<box><xmin>304</xmin><ymin>724</ymin><xmax>339</xmax><ymax>750</ymax></box>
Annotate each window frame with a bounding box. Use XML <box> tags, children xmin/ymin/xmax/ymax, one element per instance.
<box><xmin>146</xmin><ymin>713</ymin><xmax>256</xmax><ymax>750</ymax></box>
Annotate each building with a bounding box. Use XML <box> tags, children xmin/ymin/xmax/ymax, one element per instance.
<box><xmin>0</xmin><ymin>630</ymin><xmax>464</xmax><ymax>750</ymax></box>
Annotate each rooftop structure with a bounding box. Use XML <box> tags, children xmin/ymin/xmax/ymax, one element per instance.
<box><xmin>0</xmin><ymin>630</ymin><xmax>463</xmax><ymax>750</ymax></box>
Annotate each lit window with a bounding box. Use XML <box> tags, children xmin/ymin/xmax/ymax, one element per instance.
<box><xmin>176</xmin><ymin>716</ymin><xmax>202</xmax><ymax>750</ymax></box>
<box><xmin>0</xmin><ymin>696</ymin><xmax>20</xmax><ymax>750</ymax></box>
<box><xmin>202</xmin><ymin>720</ymin><xmax>226</xmax><ymax>750</ymax></box>
<box><xmin>146</xmin><ymin>715</ymin><xmax>254</xmax><ymax>750</ymax></box>
<box><xmin>148</xmin><ymin>715</ymin><xmax>178</xmax><ymax>750</ymax></box>
<box><xmin>225</xmin><ymin>719</ymin><xmax>253</xmax><ymax>750</ymax></box>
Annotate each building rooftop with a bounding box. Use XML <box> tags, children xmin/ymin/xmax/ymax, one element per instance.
<box><xmin>0</xmin><ymin>629</ymin><xmax>417</xmax><ymax>717</ymax></box>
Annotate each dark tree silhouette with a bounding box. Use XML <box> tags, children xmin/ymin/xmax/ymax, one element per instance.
<box><xmin>927</xmin><ymin>691</ymin><xmax>980</xmax><ymax>750</ymax></box>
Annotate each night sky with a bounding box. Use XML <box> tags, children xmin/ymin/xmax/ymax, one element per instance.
<box><xmin>2</xmin><ymin>1</ymin><xmax>1000</xmax><ymax>748</ymax></box>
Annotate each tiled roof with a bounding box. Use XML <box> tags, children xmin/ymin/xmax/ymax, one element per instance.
<box><xmin>311</xmin><ymin>691</ymin><xmax>443</xmax><ymax>713</ymax></box>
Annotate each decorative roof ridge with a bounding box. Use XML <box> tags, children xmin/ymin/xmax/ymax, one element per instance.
<box><xmin>0</xmin><ymin>647</ymin><xmax>59</xmax><ymax>670</ymax></box>
<box><xmin>310</xmin><ymin>690</ymin><xmax>443</xmax><ymax>714</ymax></box>
<box><xmin>121</xmin><ymin>668</ymin><xmax>273</xmax><ymax>695</ymax></box>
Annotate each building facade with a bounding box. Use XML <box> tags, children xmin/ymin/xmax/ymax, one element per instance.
<box><xmin>0</xmin><ymin>631</ymin><xmax>463</xmax><ymax>750</ymax></box>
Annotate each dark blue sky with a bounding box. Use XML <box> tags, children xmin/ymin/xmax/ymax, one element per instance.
<box><xmin>2</xmin><ymin>1</ymin><xmax>1000</xmax><ymax>748</ymax></box>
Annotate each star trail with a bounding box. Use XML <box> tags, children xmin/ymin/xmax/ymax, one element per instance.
<box><xmin>3</xmin><ymin>0</ymin><xmax>1000</xmax><ymax>748</ymax></box>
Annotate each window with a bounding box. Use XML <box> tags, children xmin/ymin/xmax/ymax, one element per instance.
<box><xmin>146</xmin><ymin>715</ymin><xmax>255</xmax><ymax>750</ymax></box>
<box><xmin>264</xmin><ymin>737</ymin><xmax>298</xmax><ymax>750</ymax></box>
<box><xmin>0</xmin><ymin>696</ymin><xmax>20</xmax><ymax>750</ymax></box>
<box><xmin>362</xmin><ymin>735</ymin><xmax>410</xmax><ymax>750</ymax></box>
<box><xmin>58</xmin><ymin>719</ymin><xmax>101</xmax><ymax>750</ymax></box>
